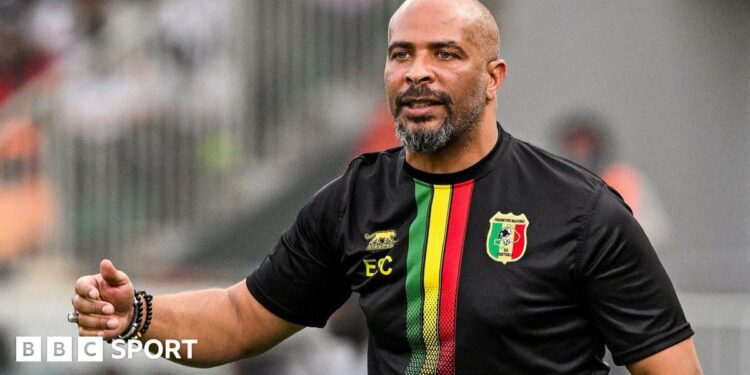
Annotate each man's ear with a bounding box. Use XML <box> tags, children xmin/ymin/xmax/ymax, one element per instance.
<box><xmin>485</xmin><ymin>59</ymin><xmax>507</xmax><ymax>101</ymax></box>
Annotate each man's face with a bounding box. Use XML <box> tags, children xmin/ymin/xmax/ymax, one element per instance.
<box><xmin>385</xmin><ymin>3</ymin><xmax>490</xmax><ymax>153</ymax></box>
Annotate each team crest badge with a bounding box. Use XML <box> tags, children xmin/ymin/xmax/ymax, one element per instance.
<box><xmin>486</xmin><ymin>212</ymin><xmax>529</xmax><ymax>264</ymax></box>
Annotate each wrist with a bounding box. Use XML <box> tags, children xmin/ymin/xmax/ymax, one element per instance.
<box><xmin>108</xmin><ymin>289</ymin><xmax>153</xmax><ymax>343</ymax></box>
<box><xmin>108</xmin><ymin>293</ymin><xmax>141</xmax><ymax>343</ymax></box>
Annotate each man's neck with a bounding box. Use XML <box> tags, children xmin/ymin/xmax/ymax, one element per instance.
<box><xmin>405</xmin><ymin>119</ymin><xmax>499</xmax><ymax>174</ymax></box>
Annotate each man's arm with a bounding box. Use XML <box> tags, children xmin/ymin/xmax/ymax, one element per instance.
<box><xmin>72</xmin><ymin>259</ymin><xmax>303</xmax><ymax>368</ymax></box>
<box><xmin>626</xmin><ymin>338</ymin><xmax>703</xmax><ymax>375</ymax></box>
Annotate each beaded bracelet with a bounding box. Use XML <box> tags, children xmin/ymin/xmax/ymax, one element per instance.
<box><xmin>136</xmin><ymin>291</ymin><xmax>153</xmax><ymax>338</ymax></box>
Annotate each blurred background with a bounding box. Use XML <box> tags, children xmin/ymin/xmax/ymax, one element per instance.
<box><xmin>0</xmin><ymin>0</ymin><xmax>746</xmax><ymax>374</ymax></box>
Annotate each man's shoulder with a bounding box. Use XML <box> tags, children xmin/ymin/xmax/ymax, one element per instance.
<box><xmin>342</xmin><ymin>146</ymin><xmax>404</xmax><ymax>184</ymax></box>
<box><xmin>507</xmin><ymin>135</ymin><xmax>640</xmax><ymax>226</ymax></box>
<box><xmin>507</xmin><ymin>135</ymin><xmax>604</xmax><ymax>194</ymax></box>
<box><xmin>349</xmin><ymin>146</ymin><xmax>404</xmax><ymax>169</ymax></box>
<box><xmin>311</xmin><ymin>146</ymin><xmax>404</xmax><ymax>204</ymax></box>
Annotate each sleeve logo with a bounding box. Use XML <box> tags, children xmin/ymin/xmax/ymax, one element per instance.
<box><xmin>486</xmin><ymin>212</ymin><xmax>529</xmax><ymax>264</ymax></box>
<box><xmin>364</xmin><ymin>230</ymin><xmax>398</xmax><ymax>250</ymax></box>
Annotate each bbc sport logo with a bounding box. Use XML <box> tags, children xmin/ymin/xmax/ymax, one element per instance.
<box><xmin>16</xmin><ymin>336</ymin><xmax>197</xmax><ymax>362</ymax></box>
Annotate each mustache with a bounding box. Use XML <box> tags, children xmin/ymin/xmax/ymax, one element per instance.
<box><xmin>395</xmin><ymin>86</ymin><xmax>452</xmax><ymax>107</ymax></box>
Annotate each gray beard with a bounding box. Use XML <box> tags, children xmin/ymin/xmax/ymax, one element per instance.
<box><xmin>395</xmin><ymin>117</ymin><xmax>456</xmax><ymax>154</ymax></box>
<box><xmin>394</xmin><ymin>100</ymin><xmax>484</xmax><ymax>154</ymax></box>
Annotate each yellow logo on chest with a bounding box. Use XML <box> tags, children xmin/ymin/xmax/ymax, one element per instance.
<box><xmin>364</xmin><ymin>230</ymin><xmax>398</xmax><ymax>250</ymax></box>
<box><xmin>363</xmin><ymin>255</ymin><xmax>393</xmax><ymax>277</ymax></box>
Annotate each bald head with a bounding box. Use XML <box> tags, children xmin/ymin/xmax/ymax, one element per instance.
<box><xmin>389</xmin><ymin>0</ymin><xmax>500</xmax><ymax>62</ymax></box>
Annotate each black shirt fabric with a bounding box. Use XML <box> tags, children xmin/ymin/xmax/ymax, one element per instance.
<box><xmin>247</xmin><ymin>125</ymin><xmax>693</xmax><ymax>374</ymax></box>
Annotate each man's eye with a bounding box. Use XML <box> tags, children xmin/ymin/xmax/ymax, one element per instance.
<box><xmin>436</xmin><ymin>51</ymin><xmax>455</xmax><ymax>59</ymax></box>
<box><xmin>391</xmin><ymin>51</ymin><xmax>410</xmax><ymax>59</ymax></box>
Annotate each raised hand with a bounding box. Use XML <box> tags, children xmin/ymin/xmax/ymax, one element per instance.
<box><xmin>71</xmin><ymin>259</ymin><xmax>135</xmax><ymax>338</ymax></box>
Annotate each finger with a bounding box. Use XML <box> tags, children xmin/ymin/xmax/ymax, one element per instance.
<box><xmin>78</xmin><ymin>325</ymin><xmax>121</xmax><ymax>339</ymax></box>
<box><xmin>72</xmin><ymin>295</ymin><xmax>115</xmax><ymax>315</ymax></box>
<box><xmin>76</xmin><ymin>313</ymin><xmax>122</xmax><ymax>332</ymax></box>
<box><xmin>100</xmin><ymin>259</ymin><xmax>129</xmax><ymax>287</ymax></box>
<box><xmin>74</xmin><ymin>275</ymin><xmax>101</xmax><ymax>300</ymax></box>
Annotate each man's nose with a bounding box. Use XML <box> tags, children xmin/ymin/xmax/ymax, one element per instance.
<box><xmin>405</xmin><ymin>56</ymin><xmax>434</xmax><ymax>85</ymax></box>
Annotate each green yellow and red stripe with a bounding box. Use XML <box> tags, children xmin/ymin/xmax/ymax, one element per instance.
<box><xmin>405</xmin><ymin>180</ymin><xmax>474</xmax><ymax>375</ymax></box>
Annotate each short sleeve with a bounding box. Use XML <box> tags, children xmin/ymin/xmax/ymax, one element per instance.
<box><xmin>578</xmin><ymin>185</ymin><xmax>693</xmax><ymax>366</ymax></box>
<box><xmin>246</xmin><ymin>176</ymin><xmax>351</xmax><ymax>328</ymax></box>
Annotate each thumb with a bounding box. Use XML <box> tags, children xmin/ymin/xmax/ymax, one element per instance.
<box><xmin>100</xmin><ymin>259</ymin><xmax>129</xmax><ymax>287</ymax></box>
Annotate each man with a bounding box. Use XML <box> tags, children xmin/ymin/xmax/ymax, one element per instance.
<box><xmin>71</xmin><ymin>0</ymin><xmax>703</xmax><ymax>373</ymax></box>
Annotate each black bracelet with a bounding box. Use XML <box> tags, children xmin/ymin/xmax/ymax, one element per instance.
<box><xmin>136</xmin><ymin>291</ymin><xmax>153</xmax><ymax>338</ymax></box>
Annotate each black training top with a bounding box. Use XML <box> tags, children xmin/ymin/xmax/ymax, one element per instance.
<box><xmin>247</xmin><ymin>124</ymin><xmax>692</xmax><ymax>374</ymax></box>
